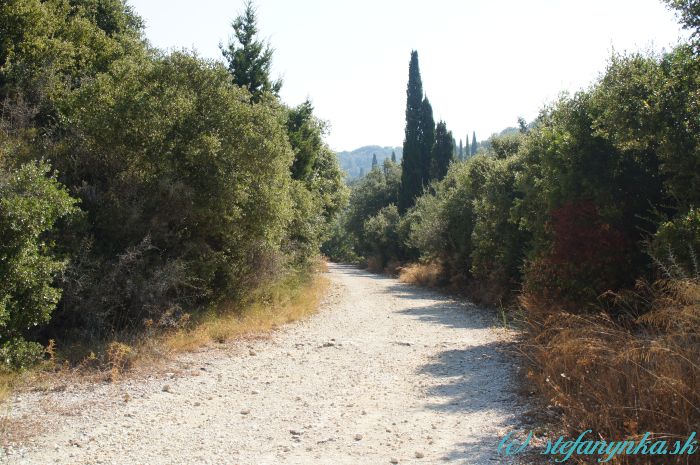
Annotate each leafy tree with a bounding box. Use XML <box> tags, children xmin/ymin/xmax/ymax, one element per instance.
<box><xmin>430</xmin><ymin>121</ymin><xmax>454</xmax><ymax>181</ymax></box>
<box><xmin>220</xmin><ymin>0</ymin><xmax>281</xmax><ymax>102</ymax></box>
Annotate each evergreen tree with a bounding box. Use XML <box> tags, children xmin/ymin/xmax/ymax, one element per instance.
<box><xmin>391</xmin><ymin>150</ymin><xmax>396</xmax><ymax>163</ymax></box>
<box><xmin>371</xmin><ymin>153</ymin><xmax>378</xmax><ymax>170</ymax></box>
<box><xmin>359</xmin><ymin>167</ymin><xmax>365</xmax><ymax>178</ymax></box>
<box><xmin>418</xmin><ymin>96</ymin><xmax>435</xmax><ymax>182</ymax></box>
<box><xmin>220</xmin><ymin>1</ymin><xmax>282</xmax><ymax>102</ymax></box>
<box><xmin>471</xmin><ymin>131</ymin><xmax>478</xmax><ymax>156</ymax></box>
<box><xmin>287</xmin><ymin>99</ymin><xmax>323</xmax><ymax>180</ymax></box>
<box><xmin>458</xmin><ymin>139</ymin><xmax>464</xmax><ymax>160</ymax></box>
<box><xmin>399</xmin><ymin>50</ymin><xmax>425</xmax><ymax>211</ymax></box>
<box><xmin>430</xmin><ymin>121</ymin><xmax>454</xmax><ymax>181</ymax></box>
<box><xmin>464</xmin><ymin>134</ymin><xmax>470</xmax><ymax>159</ymax></box>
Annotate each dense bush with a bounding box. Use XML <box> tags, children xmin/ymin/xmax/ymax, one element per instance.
<box><xmin>0</xmin><ymin>0</ymin><xmax>347</xmax><ymax>362</ymax></box>
<box><xmin>45</xmin><ymin>52</ymin><xmax>297</xmax><ymax>337</ymax></box>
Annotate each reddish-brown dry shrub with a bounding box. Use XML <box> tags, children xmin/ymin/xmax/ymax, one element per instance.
<box><xmin>524</xmin><ymin>201</ymin><xmax>634</xmax><ymax>309</ymax></box>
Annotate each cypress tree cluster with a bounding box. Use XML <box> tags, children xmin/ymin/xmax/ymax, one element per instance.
<box><xmin>399</xmin><ymin>51</ymin><xmax>463</xmax><ymax>210</ymax></box>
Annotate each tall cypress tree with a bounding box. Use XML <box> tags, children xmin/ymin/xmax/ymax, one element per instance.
<box><xmin>391</xmin><ymin>150</ymin><xmax>396</xmax><ymax>163</ymax></box>
<box><xmin>430</xmin><ymin>121</ymin><xmax>454</xmax><ymax>181</ymax></box>
<box><xmin>418</xmin><ymin>96</ymin><xmax>435</xmax><ymax>181</ymax></box>
<box><xmin>371</xmin><ymin>153</ymin><xmax>378</xmax><ymax>170</ymax></box>
<box><xmin>470</xmin><ymin>131</ymin><xmax>477</xmax><ymax>156</ymax></box>
<box><xmin>399</xmin><ymin>51</ymin><xmax>425</xmax><ymax>211</ymax></box>
<box><xmin>220</xmin><ymin>1</ymin><xmax>282</xmax><ymax>102</ymax></box>
<box><xmin>458</xmin><ymin>139</ymin><xmax>464</xmax><ymax>161</ymax></box>
<box><xmin>464</xmin><ymin>134</ymin><xmax>470</xmax><ymax>159</ymax></box>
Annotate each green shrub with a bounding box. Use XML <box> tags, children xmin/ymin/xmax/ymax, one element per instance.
<box><xmin>0</xmin><ymin>161</ymin><xmax>77</xmax><ymax>364</ymax></box>
<box><xmin>651</xmin><ymin>208</ymin><xmax>700</xmax><ymax>277</ymax></box>
<box><xmin>363</xmin><ymin>204</ymin><xmax>401</xmax><ymax>269</ymax></box>
<box><xmin>51</xmin><ymin>52</ymin><xmax>296</xmax><ymax>335</ymax></box>
<box><xmin>0</xmin><ymin>339</ymin><xmax>44</xmax><ymax>370</ymax></box>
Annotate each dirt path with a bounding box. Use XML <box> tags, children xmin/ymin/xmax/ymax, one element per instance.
<box><xmin>1</xmin><ymin>263</ymin><xmax>524</xmax><ymax>464</ymax></box>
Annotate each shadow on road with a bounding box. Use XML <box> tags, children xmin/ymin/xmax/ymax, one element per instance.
<box><xmin>328</xmin><ymin>262</ymin><xmax>524</xmax><ymax>464</ymax></box>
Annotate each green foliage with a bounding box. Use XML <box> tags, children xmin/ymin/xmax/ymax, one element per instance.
<box><xmin>429</xmin><ymin>120</ymin><xmax>454</xmax><ymax>181</ymax></box>
<box><xmin>0</xmin><ymin>0</ymin><xmax>144</xmax><ymax>115</ymax></box>
<box><xmin>323</xmin><ymin>158</ymin><xmax>400</xmax><ymax>265</ymax></box>
<box><xmin>286</xmin><ymin>147</ymin><xmax>348</xmax><ymax>267</ymax></box>
<box><xmin>321</xmin><ymin>213</ymin><xmax>359</xmax><ymax>263</ymax></box>
<box><xmin>0</xmin><ymin>0</ymin><xmax>345</xmax><ymax>366</ymax></box>
<box><xmin>0</xmin><ymin>161</ymin><xmax>77</xmax><ymax>360</ymax></box>
<box><xmin>50</xmin><ymin>52</ymin><xmax>295</xmax><ymax>333</ymax></box>
<box><xmin>407</xmin><ymin>159</ymin><xmax>481</xmax><ymax>274</ymax></box>
<box><xmin>0</xmin><ymin>339</ymin><xmax>43</xmax><ymax>370</ymax></box>
<box><xmin>418</xmin><ymin>97</ymin><xmax>435</xmax><ymax>179</ymax></box>
<box><xmin>469</xmin><ymin>154</ymin><xmax>529</xmax><ymax>298</ymax></box>
<box><xmin>363</xmin><ymin>205</ymin><xmax>401</xmax><ymax>268</ymax></box>
<box><xmin>651</xmin><ymin>208</ymin><xmax>700</xmax><ymax>277</ymax></box>
<box><xmin>221</xmin><ymin>0</ymin><xmax>281</xmax><ymax>102</ymax></box>
<box><xmin>399</xmin><ymin>51</ymin><xmax>435</xmax><ymax>211</ymax></box>
<box><xmin>287</xmin><ymin>99</ymin><xmax>324</xmax><ymax>181</ymax></box>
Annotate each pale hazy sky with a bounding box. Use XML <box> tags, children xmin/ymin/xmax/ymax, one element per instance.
<box><xmin>128</xmin><ymin>0</ymin><xmax>687</xmax><ymax>151</ymax></box>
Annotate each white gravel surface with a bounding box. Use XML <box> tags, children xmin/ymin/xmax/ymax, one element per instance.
<box><xmin>1</xmin><ymin>263</ymin><xmax>525</xmax><ymax>464</ymax></box>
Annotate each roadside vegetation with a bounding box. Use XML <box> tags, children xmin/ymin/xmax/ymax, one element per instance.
<box><xmin>0</xmin><ymin>0</ymin><xmax>346</xmax><ymax>392</ymax></box>
<box><xmin>325</xmin><ymin>1</ymin><xmax>700</xmax><ymax>459</ymax></box>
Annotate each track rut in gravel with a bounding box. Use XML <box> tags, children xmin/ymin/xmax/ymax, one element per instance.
<box><xmin>1</xmin><ymin>263</ymin><xmax>524</xmax><ymax>465</ymax></box>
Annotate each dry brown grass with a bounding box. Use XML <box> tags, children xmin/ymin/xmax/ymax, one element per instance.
<box><xmin>521</xmin><ymin>278</ymin><xmax>700</xmax><ymax>464</ymax></box>
<box><xmin>162</xmin><ymin>274</ymin><xmax>328</xmax><ymax>353</ymax></box>
<box><xmin>0</xmin><ymin>371</ymin><xmax>19</xmax><ymax>403</ymax></box>
<box><xmin>398</xmin><ymin>262</ymin><xmax>444</xmax><ymax>288</ymax></box>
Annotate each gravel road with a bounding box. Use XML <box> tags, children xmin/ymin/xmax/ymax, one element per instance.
<box><xmin>1</xmin><ymin>263</ymin><xmax>524</xmax><ymax>464</ymax></box>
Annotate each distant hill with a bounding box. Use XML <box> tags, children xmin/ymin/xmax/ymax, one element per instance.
<box><xmin>336</xmin><ymin>146</ymin><xmax>402</xmax><ymax>180</ymax></box>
